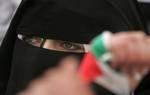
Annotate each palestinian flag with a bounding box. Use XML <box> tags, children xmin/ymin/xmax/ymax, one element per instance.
<box><xmin>79</xmin><ymin>32</ymin><xmax>131</xmax><ymax>95</ymax></box>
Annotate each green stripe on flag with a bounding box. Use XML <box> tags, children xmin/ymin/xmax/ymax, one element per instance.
<box><xmin>92</xmin><ymin>33</ymin><xmax>109</xmax><ymax>59</ymax></box>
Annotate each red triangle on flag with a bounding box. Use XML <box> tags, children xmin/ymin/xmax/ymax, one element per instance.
<box><xmin>79</xmin><ymin>52</ymin><xmax>103</xmax><ymax>84</ymax></box>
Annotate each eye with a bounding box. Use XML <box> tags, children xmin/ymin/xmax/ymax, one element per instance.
<box><xmin>22</xmin><ymin>36</ymin><xmax>43</xmax><ymax>47</ymax></box>
<box><xmin>18</xmin><ymin>34</ymin><xmax>86</xmax><ymax>53</ymax></box>
<box><xmin>61</xmin><ymin>42</ymin><xmax>82</xmax><ymax>50</ymax></box>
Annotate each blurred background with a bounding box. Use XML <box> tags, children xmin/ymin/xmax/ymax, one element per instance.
<box><xmin>0</xmin><ymin>0</ymin><xmax>21</xmax><ymax>44</ymax></box>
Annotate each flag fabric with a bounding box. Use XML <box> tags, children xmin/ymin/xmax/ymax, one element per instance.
<box><xmin>79</xmin><ymin>32</ymin><xmax>131</xmax><ymax>95</ymax></box>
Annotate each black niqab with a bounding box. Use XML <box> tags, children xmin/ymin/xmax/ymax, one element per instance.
<box><xmin>0</xmin><ymin>0</ymin><xmax>148</xmax><ymax>95</ymax></box>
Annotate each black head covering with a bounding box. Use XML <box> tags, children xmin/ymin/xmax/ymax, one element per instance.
<box><xmin>139</xmin><ymin>2</ymin><xmax>150</xmax><ymax>21</ymax></box>
<box><xmin>0</xmin><ymin>0</ymin><xmax>148</xmax><ymax>95</ymax></box>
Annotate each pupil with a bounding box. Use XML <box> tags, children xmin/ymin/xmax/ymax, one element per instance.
<box><xmin>64</xmin><ymin>42</ymin><xmax>73</xmax><ymax>48</ymax></box>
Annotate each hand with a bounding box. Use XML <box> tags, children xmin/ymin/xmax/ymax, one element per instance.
<box><xmin>110</xmin><ymin>31</ymin><xmax>150</xmax><ymax>69</ymax></box>
<box><xmin>18</xmin><ymin>56</ymin><xmax>94</xmax><ymax>95</ymax></box>
<box><xmin>120</xmin><ymin>66</ymin><xmax>149</xmax><ymax>90</ymax></box>
<box><xmin>110</xmin><ymin>31</ymin><xmax>150</xmax><ymax>89</ymax></box>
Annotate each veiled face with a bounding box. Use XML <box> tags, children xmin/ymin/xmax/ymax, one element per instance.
<box><xmin>18</xmin><ymin>34</ymin><xmax>90</xmax><ymax>53</ymax></box>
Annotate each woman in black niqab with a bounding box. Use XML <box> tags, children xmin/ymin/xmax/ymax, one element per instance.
<box><xmin>0</xmin><ymin>0</ymin><xmax>148</xmax><ymax>95</ymax></box>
